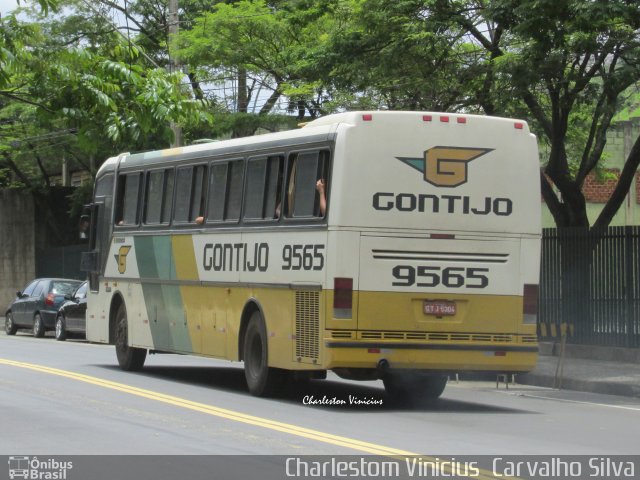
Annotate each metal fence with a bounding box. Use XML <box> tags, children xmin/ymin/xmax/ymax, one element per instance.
<box><xmin>539</xmin><ymin>226</ymin><xmax>640</xmax><ymax>347</ymax></box>
<box><xmin>36</xmin><ymin>244</ymin><xmax>87</xmax><ymax>281</ymax></box>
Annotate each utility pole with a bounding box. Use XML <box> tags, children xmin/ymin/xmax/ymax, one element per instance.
<box><xmin>168</xmin><ymin>0</ymin><xmax>183</xmax><ymax>147</ymax></box>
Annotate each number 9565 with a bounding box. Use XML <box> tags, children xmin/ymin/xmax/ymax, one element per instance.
<box><xmin>392</xmin><ymin>265</ymin><xmax>489</xmax><ymax>289</ymax></box>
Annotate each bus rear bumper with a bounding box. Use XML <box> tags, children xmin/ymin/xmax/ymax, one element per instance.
<box><xmin>323</xmin><ymin>341</ymin><xmax>538</xmax><ymax>373</ymax></box>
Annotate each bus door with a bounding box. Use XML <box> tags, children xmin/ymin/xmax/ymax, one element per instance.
<box><xmin>82</xmin><ymin>173</ymin><xmax>114</xmax><ymax>291</ymax></box>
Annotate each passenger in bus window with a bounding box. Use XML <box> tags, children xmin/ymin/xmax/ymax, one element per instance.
<box><xmin>195</xmin><ymin>216</ymin><xmax>204</xmax><ymax>225</ymax></box>
<box><xmin>316</xmin><ymin>178</ymin><xmax>327</xmax><ymax>216</ymax></box>
<box><xmin>275</xmin><ymin>175</ymin><xmax>326</xmax><ymax>218</ymax></box>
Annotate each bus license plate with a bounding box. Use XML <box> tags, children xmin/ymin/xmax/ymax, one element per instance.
<box><xmin>423</xmin><ymin>301</ymin><xmax>456</xmax><ymax>316</ymax></box>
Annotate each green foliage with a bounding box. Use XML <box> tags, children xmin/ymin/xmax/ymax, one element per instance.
<box><xmin>1</xmin><ymin>5</ymin><xmax>212</xmax><ymax>189</ymax></box>
<box><xmin>2</xmin><ymin>0</ymin><xmax>640</xmax><ymax>231</ymax></box>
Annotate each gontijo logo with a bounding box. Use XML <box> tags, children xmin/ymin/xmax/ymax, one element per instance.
<box><xmin>114</xmin><ymin>245</ymin><xmax>132</xmax><ymax>274</ymax></box>
<box><xmin>397</xmin><ymin>146</ymin><xmax>493</xmax><ymax>187</ymax></box>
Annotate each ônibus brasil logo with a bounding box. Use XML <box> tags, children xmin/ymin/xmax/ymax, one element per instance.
<box><xmin>8</xmin><ymin>456</ymin><xmax>73</xmax><ymax>480</ymax></box>
<box><xmin>397</xmin><ymin>146</ymin><xmax>493</xmax><ymax>188</ymax></box>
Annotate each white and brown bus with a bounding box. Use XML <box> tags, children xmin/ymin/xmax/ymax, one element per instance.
<box><xmin>82</xmin><ymin>111</ymin><xmax>541</xmax><ymax>399</ymax></box>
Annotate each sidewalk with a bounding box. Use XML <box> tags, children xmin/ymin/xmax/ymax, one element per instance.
<box><xmin>517</xmin><ymin>342</ymin><xmax>640</xmax><ymax>398</ymax></box>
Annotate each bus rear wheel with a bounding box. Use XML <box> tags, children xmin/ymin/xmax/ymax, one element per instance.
<box><xmin>115</xmin><ymin>304</ymin><xmax>146</xmax><ymax>371</ymax></box>
<box><xmin>383</xmin><ymin>372</ymin><xmax>447</xmax><ymax>403</ymax></box>
<box><xmin>243</xmin><ymin>311</ymin><xmax>283</xmax><ymax>397</ymax></box>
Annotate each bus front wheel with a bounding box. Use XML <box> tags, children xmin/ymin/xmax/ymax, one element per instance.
<box><xmin>383</xmin><ymin>372</ymin><xmax>447</xmax><ymax>403</ymax></box>
<box><xmin>243</xmin><ymin>311</ymin><xmax>283</xmax><ymax>397</ymax></box>
<box><xmin>115</xmin><ymin>304</ymin><xmax>147</xmax><ymax>371</ymax></box>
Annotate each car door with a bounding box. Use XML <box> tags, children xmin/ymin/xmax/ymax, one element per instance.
<box><xmin>24</xmin><ymin>280</ymin><xmax>46</xmax><ymax>327</ymax></box>
<box><xmin>68</xmin><ymin>283</ymin><xmax>88</xmax><ymax>330</ymax></box>
<box><xmin>12</xmin><ymin>280</ymin><xmax>39</xmax><ymax>325</ymax></box>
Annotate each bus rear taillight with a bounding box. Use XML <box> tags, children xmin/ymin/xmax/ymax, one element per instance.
<box><xmin>523</xmin><ymin>284</ymin><xmax>538</xmax><ymax>324</ymax></box>
<box><xmin>333</xmin><ymin>277</ymin><xmax>353</xmax><ymax>319</ymax></box>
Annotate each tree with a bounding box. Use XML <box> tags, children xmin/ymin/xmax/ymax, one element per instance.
<box><xmin>315</xmin><ymin>0</ymin><xmax>486</xmax><ymax>112</ymax></box>
<box><xmin>427</xmin><ymin>0</ymin><xmax>640</xmax><ymax>229</ymax></box>
<box><xmin>0</xmin><ymin>4</ymin><xmax>211</xmax><ymax>242</ymax></box>
<box><xmin>311</xmin><ymin>0</ymin><xmax>640</xmax><ymax>229</ymax></box>
<box><xmin>175</xmin><ymin>0</ymin><xmax>341</xmax><ymax>135</ymax></box>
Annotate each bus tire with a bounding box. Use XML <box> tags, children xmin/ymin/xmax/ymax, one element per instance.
<box><xmin>5</xmin><ymin>312</ymin><xmax>17</xmax><ymax>335</ymax></box>
<box><xmin>243</xmin><ymin>311</ymin><xmax>283</xmax><ymax>397</ymax></box>
<box><xmin>115</xmin><ymin>304</ymin><xmax>146</xmax><ymax>371</ymax></box>
<box><xmin>383</xmin><ymin>372</ymin><xmax>447</xmax><ymax>403</ymax></box>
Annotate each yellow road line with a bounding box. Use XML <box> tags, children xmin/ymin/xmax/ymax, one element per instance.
<box><xmin>0</xmin><ymin>358</ymin><xmax>503</xmax><ymax>479</ymax></box>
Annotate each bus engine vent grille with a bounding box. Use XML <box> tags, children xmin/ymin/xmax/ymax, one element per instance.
<box><xmin>356</xmin><ymin>331</ymin><xmax>537</xmax><ymax>344</ymax></box>
<box><xmin>295</xmin><ymin>291</ymin><xmax>320</xmax><ymax>362</ymax></box>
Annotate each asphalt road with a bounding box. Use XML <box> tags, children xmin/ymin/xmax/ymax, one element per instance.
<box><xmin>1</xmin><ymin>331</ymin><xmax>640</xmax><ymax>459</ymax></box>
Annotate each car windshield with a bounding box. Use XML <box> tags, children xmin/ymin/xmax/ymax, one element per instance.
<box><xmin>74</xmin><ymin>282</ymin><xmax>88</xmax><ymax>298</ymax></box>
<box><xmin>50</xmin><ymin>281</ymin><xmax>81</xmax><ymax>296</ymax></box>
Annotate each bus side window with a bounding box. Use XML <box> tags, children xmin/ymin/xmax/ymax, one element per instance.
<box><xmin>191</xmin><ymin>165</ymin><xmax>207</xmax><ymax>224</ymax></box>
<box><xmin>244</xmin><ymin>155</ymin><xmax>283</xmax><ymax>221</ymax></box>
<box><xmin>208</xmin><ymin>163</ymin><xmax>228</xmax><ymax>222</ymax></box>
<box><xmin>144</xmin><ymin>168</ymin><xmax>175</xmax><ymax>225</ymax></box>
<box><xmin>286</xmin><ymin>150</ymin><xmax>329</xmax><ymax>218</ymax></box>
<box><xmin>144</xmin><ymin>170</ymin><xmax>164</xmax><ymax>224</ymax></box>
<box><xmin>115</xmin><ymin>172</ymin><xmax>141</xmax><ymax>226</ymax></box>
<box><xmin>226</xmin><ymin>160</ymin><xmax>244</xmax><ymax>221</ymax></box>
<box><xmin>161</xmin><ymin>169</ymin><xmax>175</xmax><ymax>224</ymax></box>
<box><xmin>174</xmin><ymin>167</ymin><xmax>192</xmax><ymax>222</ymax></box>
<box><xmin>174</xmin><ymin>165</ymin><xmax>207</xmax><ymax>224</ymax></box>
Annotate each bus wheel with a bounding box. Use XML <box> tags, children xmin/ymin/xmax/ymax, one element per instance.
<box><xmin>115</xmin><ymin>304</ymin><xmax>146</xmax><ymax>371</ymax></box>
<box><xmin>243</xmin><ymin>311</ymin><xmax>283</xmax><ymax>397</ymax></box>
<box><xmin>383</xmin><ymin>372</ymin><xmax>447</xmax><ymax>403</ymax></box>
<box><xmin>5</xmin><ymin>312</ymin><xmax>17</xmax><ymax>335</ymax></box>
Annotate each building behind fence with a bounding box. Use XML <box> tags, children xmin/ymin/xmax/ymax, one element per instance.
<box><xmin>539</xmin><ymin>226</ymin><xmax>640</xmax><ymax>348</ymax></box>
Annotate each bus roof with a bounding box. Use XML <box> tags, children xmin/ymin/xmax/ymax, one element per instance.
<box><xmin>97</xmin><ymin>112</ymin><xmax>530</xmax><ymax>177</ymax></box>
<box><xmin>96</xmin><ymin>122</ymin><xmax>337</xmax><ymax>176</ymax></box>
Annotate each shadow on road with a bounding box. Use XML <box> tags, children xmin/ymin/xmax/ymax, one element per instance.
<box><xmin>95</xmin><ymin>363</ymin><xmax>533</xmax><ymax>414</ymax></box>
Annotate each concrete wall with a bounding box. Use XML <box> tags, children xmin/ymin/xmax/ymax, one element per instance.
<box><xmin>0</xmin><ymin>190</ymin><xmax>35</xmax><ymax>312</ymax></box>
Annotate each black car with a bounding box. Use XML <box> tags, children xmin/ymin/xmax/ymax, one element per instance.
<box><xmin>54</xmin><ymin>281</ymin><xmax>88</xmax><ymax>341</ymax></box>
<box><xmin>5</xmin><ymin>278</ymin><xmax>83</xmax><ymax>337</ymax></box>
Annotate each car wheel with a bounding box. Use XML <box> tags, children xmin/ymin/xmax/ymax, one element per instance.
<box><xmin>115</xmin><ymin>303</ymin><xmax>146</xmax><ymax>371</ymax></box>
<box><xmin>33</xmin><ymin>313</ymin><xmax>45</xmax><ymax>338</ymax></box>
<box><xmin>5</xmin><ymin>312</ymin><xmax>17</xmax><ymax>335</ymax></box>
<box><xmin>55</xmin><ymin>315</ymin><xmax>67</xmax><ymax>341</ymax></box>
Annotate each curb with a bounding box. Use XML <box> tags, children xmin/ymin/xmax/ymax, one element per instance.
<box><xmin>517</xmin><ymin>372</ymin><xmax>640</xmax><ymax>398</ymax></box>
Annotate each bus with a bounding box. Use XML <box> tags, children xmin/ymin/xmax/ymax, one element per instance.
<box><xmin>82</xmin><ymin>111</ymin><xmax>541</xmax><ymax>400</ymax></box>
